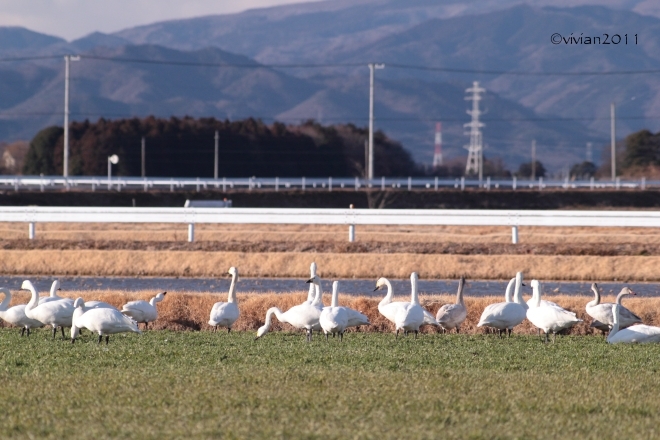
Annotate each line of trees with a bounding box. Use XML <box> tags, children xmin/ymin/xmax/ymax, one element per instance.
<box><xmin>23</xmin><ymin>117</ymin><xmax>418</xmax><ymax>177</ymax></box>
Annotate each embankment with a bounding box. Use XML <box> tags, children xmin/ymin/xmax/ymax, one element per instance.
<box><xmin>1</xmin><ymin>290</ymin><xmax>654</xmax><ymax>335</ymax></box>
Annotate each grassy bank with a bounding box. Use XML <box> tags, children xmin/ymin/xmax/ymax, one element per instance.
<box><xmin>2</xmin><ymin>291</ymin><xmax>657</xmax><ymax>334</ymax></box>
<box><xmin>1</xmin><ymin>331</ymin><xmax>659</xmax><ymax>439</ymax></box>
<box><xmin>1</xmin><ymin>249</ymin><xmax>660</xmax><ymax>280</ymax></box>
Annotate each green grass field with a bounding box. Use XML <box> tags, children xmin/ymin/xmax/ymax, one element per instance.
<box><xmin>1</xmin><ymin>329</ymin><xmax>659</xmax><ymax>439</ymax></box>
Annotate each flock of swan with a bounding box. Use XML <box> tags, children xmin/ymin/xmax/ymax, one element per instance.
<box><xmin>1</xmin><ymin>262</ymin><xmax>659</xmax><ymax>345</ymax></box>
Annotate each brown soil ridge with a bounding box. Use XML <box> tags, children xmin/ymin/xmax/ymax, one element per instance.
<box><xmin>1</xmin><ymin>290</ymin><xmax>655</xmax><ymax>335</ymax></box>
<box><xmin>0</xmin><ymin>249</ymin><xmax>659</xmax><ymax>281</ymax></box>
<box><xmin>0</xmin><ymin>239</ymin><xmax>658</xmax><ymax>256</ymax></box>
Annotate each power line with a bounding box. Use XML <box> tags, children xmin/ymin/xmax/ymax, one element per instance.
<box><xmin>0</xmin><ymin>110</ymin><xmax>657</xmax><ymax>123</ymax></box>
<box><xmin>0</xmin><ymin>53</ymin><xmax>659</xmax><ymax>76</ymax></box>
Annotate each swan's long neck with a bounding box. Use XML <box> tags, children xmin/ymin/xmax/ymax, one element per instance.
<box><xmin>150</xmin><ymin>295</ymin><xmax>165</xmax><ymax>306</ymax></box>
<box><xmin>0</xmin><ymin>288</ymin><xmax>11</xmax><ymax>313</ymax></box>
<box><xmin>513</xmin><ymin>272</ymin><xmax>524</xmax><ymax>305</ymax></box>
<box><xmin>410</xmin><ymin>273</ymin><xmax>419</xmax><ymax>305</ymax></box>
<box><xmin>307</xmin><ymin>263</ymin><xmax>317</xmax><ymax>302</ymax></box>
<box><xmin>504</xmin><ymin>278</ymin><xmax>515</xmax><ymax>303</ymax></box>
<box><xmin>25</xmin><ymin>282</ymin><xmax>39</xmax><ymax>311</ymax></box>
<box><xmin>456</xmin><ymin>278</ymin><xmax>465</xmax><ymax>305</ymax></box>
<box><xmin>587</xmin><ymin>285</ymin><xmax>600</xmax><ymax>308</ymax></box>
<box><xmin>615</xmin><ymin>290</ymin><xmax>628</xmax><ymax>305</ymax></box>
<box><xmin>331</xmin><ymin>282</ymin><xmax>339</xmax><ymax>307</ymax></box>
<box><xmin>311</xmin><ymin>282</ymin><xmax>323</xmax><ymax>307</ymax></box>
<box><xmin>531</xmin><ymin>283</ymin><xmax>541</xmax><ymax>308</ymax></box>
<box><xmin>227</xmin><ymin>272</ymin><xmax>238</xmax><ymax>303</ymax></box>
<box><xmin>265</xmin><ymin>307</ymin><xmax>284</xmax><ymax>329</ymax></box>
<box><xmin>49</xmin><ymin>281</ymin><xmax>59</xmax><ymax>298</ymax></box>
<box><xmin>609</xmin><ymin>304</ymin><xmax>621</xmax><ymax>339</ymax></box>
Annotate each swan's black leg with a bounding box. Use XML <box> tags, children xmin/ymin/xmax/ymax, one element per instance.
<box><xmin>553</xmin><ymin>332</ymin><xmax>556</xmax><ymax>343</ymax></box>
<box><xmin>340</xmin><ymin>332</ymin><xmax>343</xmax><ymax>342</ymax></box>
<box><xmin>27</xmin><ymin>328</ymin><xmax>30</xmax><ymax>337</ymax></box>
<box><xmin>414</xmin><ymin>330</ymin><xmax>418</xmax><ymax>339</ymax></box>
<box><xmin>21</xmin><ymin>327</ymin><xmax>25</xmax><ymax>337</ymax></box>
<box><xmin>227</xmin><ymin>327</ymin><xmax>231</xmax><ymax>334</ymax></box>
<box><xmin>52</xmin><ymin>327</ymin><xmax>57</xmax><ymax>339</ymax></box>
<box><xmin>544</xmin><ymin>332</ymin><xmax>549</xmax><ymax>344</ymax></box>
<box><xmin>61</xmin><ymin>327</ymin><xmax>66</xmax><ymax>339</ymax></box>
<box><xmin>98</xmin><ymin>334</ymin><xmax>103</xmax><ymax>344</ymax></box>
<box><xmin>396</xmin><ymin>329</ymin><xmax>399</xmax><ymax>339</ymax></box>
<box><xmin>325</xmin><ymin>333</ymin><xmax>329</xmax><ymax>341</ymax></box>
<box><xmin>106</xmin><ymin>335</ymin><xmax>110</xmax><ymax>345</ymax></box>
<box><xmin>456</xmin><ymin>327</ymin><xmax>460</xmax><ymax>334</ymax></box>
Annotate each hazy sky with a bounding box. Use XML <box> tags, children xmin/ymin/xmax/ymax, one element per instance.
<box><xmin>0</xmin><ymin>0</ymin><xmax>318</xmax><ymax>41</ymax></box>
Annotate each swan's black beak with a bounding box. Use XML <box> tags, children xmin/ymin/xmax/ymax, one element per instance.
<box><xmin>305</xmin><ymin>278</ymin><xmax>313</xmax><ymax>284</ymax></box>
<box><xmin>522</xmin><ymin>283</ymin><xmax>526</xmax><ymax>286</ymax></box>
<box><xmin>373</xmin><ymin>286</ymin><xmax>379</xmax><ymax>291</ymax></box>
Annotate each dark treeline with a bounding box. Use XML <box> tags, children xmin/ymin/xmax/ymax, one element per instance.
<box><xmin>22</xmin><ymin>117</ymin><xmax>417</xmax><ymax>177</ymax></box>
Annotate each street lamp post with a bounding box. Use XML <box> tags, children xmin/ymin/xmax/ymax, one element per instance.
<box><xmin>611</xmin><ymin>102</ymin><xmax>616</xmax><ymax>181</ymax></box>
<box><xmin>63</xmin><ymin>55</ymin><xmax>80</xmax><ymax>177</ymax></box>
<box><xmin>107</xmin><ymin>154</ymin><xmax>119</xmax><ymax>189</ymax></box>
<box><xmin>368</xmin><ymin>63</ymin><xmax>385</xmax><ymax>181</ymax></box>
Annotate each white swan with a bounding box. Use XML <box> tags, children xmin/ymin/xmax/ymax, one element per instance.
<box><xmin>0</xmin><ymin>287</ymin><xmax>43</xmax><ymax>336</ymax></box>
<box><xmin>392</xmin><ymin>272</ymin><xmax>428</xmax><ymax>338</ymax></box>
<box><xmin>255</xmin><ymin>276</ymin><xmax>324</xmax><ymax>341</ymax></box>
<box><xmin>121</xmin><ymin>292</ymin><xmax>166</xmax><ymax>329</ymax></box>
<box><xmin>586</xmin><ymin>284</ymin><xmax>641</xmax><ymax>333</ymax></box>
<box><xmin>304</xmin><ymin>262</ymin><xmax>317</xmax><ymax>304</ymax></box>
<box><xmin>208</xmin><ymin>267</ymin><xmax>240</xmax><ymax>333</ymax></box>
<box><xmin>375</xmin><ymin>275</ymin><xmax>437</xmax><ymax>334</ymax></box>
<box><xmin>436</xmin><ymin>276</ymin><xmax>467</xmax><ymax>333</ymax></box>
<box><xmin>319</xmin><ymin>281</ymin><xmax>370</xmax><ymax>341</ymax></box>
<box><xmin>22</xmin><ymin>280</ymin><xmax>74</xmax><ymax>339</ymax></box>
<box><xmin>523</xmin><ymin>272</ymin><xmax>556</xmax><ymax>308</ymax></box>
<box><xmin>526</xmin><ymin>280</ymin><xmax>582</xmax><ymax>343</ymax></box>
<box><xmin>71</xmin><ymin>297</ymin><xmax>141</xmax><ymax>344</ymax></box>
<box><xmin>607</xmin><ymin>304</ymin><xmax>660</xmax><ymax>344</ymax></box>
<box><xmin>320</xmin><ymin>281</ymin><xmax>349</xmax><ymax>341</ymax></box>
<box><xmin>38</xmin><ymin>280</ymin><xmax>73</xmax><ymax>305</ymax></box>
<box><xmin>477</xmin><ymin>272</ymin><xmax>526</xmax><ymax>337</ymax></box>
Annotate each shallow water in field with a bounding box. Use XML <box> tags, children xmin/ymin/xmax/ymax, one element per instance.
<box><xmin>1</xmin><ymin>276</ymin><xmax>659</xmax><ymax>298</ymax></box>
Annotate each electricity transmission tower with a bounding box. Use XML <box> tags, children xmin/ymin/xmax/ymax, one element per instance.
<box><xmin>463</xmin><ymin>81</ymin><xmax>485</xmax><ymax>180</ymax></box>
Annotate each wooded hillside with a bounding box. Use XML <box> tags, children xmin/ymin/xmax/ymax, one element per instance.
<box><xmin>22</xmin><ymin>117</ymin><xmax>417</xmax><ymax>177</ymax></box>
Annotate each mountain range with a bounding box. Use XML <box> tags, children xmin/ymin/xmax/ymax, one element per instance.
<box><xmin>1</xmin><ymin>0</ymin><xmax>660</xmax><ymax>173</ymax></box>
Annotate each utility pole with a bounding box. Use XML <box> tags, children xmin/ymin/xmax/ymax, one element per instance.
<box><xmin>586</xmin><ymin>142</ymin><xmax>593</xmax><ymax>163</ymax></box>
<box><xmin>531</xmin><ymin>139</ymin><xmax>536</xmax><ymax>180</ymax></box>
<box><xmin>611</xmin><ymin>102</ymin><xmax>616</xmax><ymax>180</ymax></box>
<box><xmin>464</xmin><ymin>81</ymin><xmax>485</xmax><ymax>181</ymax></box>
<box><xmin>214</xmin><ymin>130</ymin><xmax>219</xmax><ymax>179</ymax></box>
<box><xmin>63</xmin><ymin>54</ymin><xmax>80</xmax><ymax>177</ymax></box>
<box><xmin>368</xmin><ymin>63</ymin><xmax>385</xmax><ymax>180</ymax></box>
<box><xmin>141</xmin><ymin>137</ymin><xmax>146</xmax><ymax>177</ymax></box>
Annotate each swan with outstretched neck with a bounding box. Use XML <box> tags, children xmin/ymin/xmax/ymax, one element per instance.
<box><xmin>391</xmin><ymin>272</ymin><xmax>427</xmax><ymax>338</ymax></box>
<box><xmin>71</xmin><ymin>298</ymin><xmax>141</xmax><ymax>344</ymax></box>
<box><xmin>121</xmin><ymin>292</ymin><xmax>166</xmax><ymax>329</ymax></box>
<box><xmin>320</xmin><ymin>281</ymin><xmax>370</xmax><ymax>341</ymax></box>
<box><xmin>208</xmin><ymin>267</ymin><xmax>240</xmax><ymax>333</ymax></box>
<box><xmin>255</xmin><ymin>275</ymin><xmax>324</xmax><ymax>341</ymax></box>
<box><xmin>526</xmin><ymin>280</ymin><xmax>582</xmax><ymax>343</ymax></box>
<box><xmin>586</xmin><ymin>284</ymin><xmax>641</xmax><ymax>333</ymax></box>
<box><xmin>477</xmin><ymin>272</ymin><xmax>526</xmax><ymax>337</ymax></box>
<box><xmin>0</xmin><ymin>287</ymin><xmax>43</xmax><ymax>336</ymax></box>
<box><xmin>22</xmin><ymin>280</ymin><xmax>74</xmax><ymax>339</ymax></box>
<box><xmin>436</xmin><ymin>277</ymin><xmax>467</xmax><ymax>333</ymax></box>
<box><xmin>607</xmin><ymin>303</ymin><xmax>660</xmax><ymax>344</ymax></box>
<box><xmin>375</xmin><ymin>274</ymin><xmax>437</xmax><ymax>333</ymax></box>
<box><xmin>319</xmin><ymin>281</ymin><xmax>349</xmax><ymax>341</ymax></box>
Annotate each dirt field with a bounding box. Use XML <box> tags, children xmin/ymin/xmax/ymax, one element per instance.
<box><xmin>1</xmin><ymin>289</ymin><xmax>654</xmax><ymax>335</ymax></box>
<box><xmin>2</xmin><ymin>222</ymin><xmax>660</xmax><ymax>245</ymax></box>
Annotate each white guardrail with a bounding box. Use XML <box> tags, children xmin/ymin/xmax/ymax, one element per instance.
<box><xmin>0</xmin><ymin>175</ymin><xmax>651</xmax><ymax>192</ymax></box>
<box><xmin>1</xmin><ymin>206</ymin><xmax>659</xmax><ymax>244</ymax></box>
